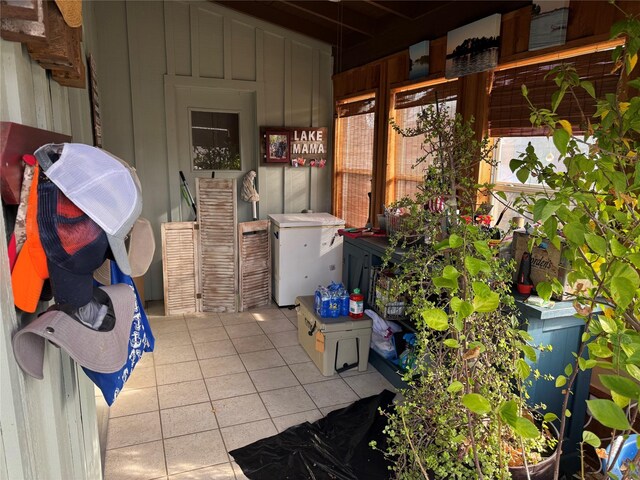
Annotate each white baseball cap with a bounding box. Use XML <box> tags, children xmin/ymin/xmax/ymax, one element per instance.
<box><xmin>34</xmin><ymin>143</ymin><xmax>142</xmax><ymax>275</ymax></box>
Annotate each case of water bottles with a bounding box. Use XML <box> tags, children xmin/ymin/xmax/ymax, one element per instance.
<box><xmin>314</xmin><ymin>282</ymin><xmax>350</xmax><ymax>318</ymax></box>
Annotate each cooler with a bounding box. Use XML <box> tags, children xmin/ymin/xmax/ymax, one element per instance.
<box><xmin>296</xmin><ymin>295</ymin><xmax>372</xmax><ymax>376</ymax></box>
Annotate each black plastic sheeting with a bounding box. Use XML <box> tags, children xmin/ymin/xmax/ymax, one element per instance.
<box><xmin>230</xmin><ymin>389</ymin><xmax>396</xmax><ymax>480</ymax></box>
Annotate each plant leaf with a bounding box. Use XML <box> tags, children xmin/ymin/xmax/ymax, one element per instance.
<box><xmin>599</xmin><ymin>374</ymin><xmax>640</xmax><ymax>400</ymax></box>
<box><xmin>521</xmin><ymin>344</ymin><xmax>537</xmax><ymax>362</ymax></box>
<box><xmin>585</xmin><ymin>233</ymin><xmax>607</xmax><ymax>256</ymax></box>
<box><xmin>544</xmin><ymin>413</ymin><xmax>558</xmax><ymax>422</ymax></box>
<box><xmin>462</xmin><ymin>393</ymin><xmax>491</xmax><ymax>415</ymax></box>
<box><xmin>536</xmin><ymin>281</ymin><xmax>553</xmax><ymax>301</ymax></box>
<box><xmin>586</xmin><ymin>399</ymin><xmax>631</xmax><ymax>431</ymax></box>
<box><xmin>555</xmin><ymin>375</ymin><xmax>567</xmax><ymax>388</ymax></box>
<box><xmin>580</xmin><ymin>81</ymin><xmax>596</xmax><ymax>99</ymax></box>
<box><xmin>444</xmin><ymin>338</ymin><xmax>460</xmax><ymax>348</ymax></box>
<box><xmin>611</xmin><ymin>277</ymin><xmax>635</xmax><ymax>310</ymax></box>
<box><xmin>553</xmin><ymin>128</ymin><xmax>570</xmax><ymax>156</ymax></box>
<box><xmin>472</xmin><ymin>281</ymin><xmax>500</xmax><ymax>313</ymax></box>
<box><xmin>449</xmin><ymin>234</ymin><xmax>463</xmax><ymax>249</ymax></box>
<box><xmin>516</xmin><ymin>167</ymin><xmax>530</xmax><ymax>184</ymax></box>
<box><xmin>563</xmin><ymin>222</ymin><xmax>586</xmax><ymax>245</ymax></box>
<box><xmin>447</xmin><ymin>381</ymin><xmax>464</xmax><ymax>393</ymax></box>
<box><xmin>582</xmin><ymin>431</ymin><xmax>601</xmax><ymax>448</ymax></box>
<box><xmin>517</xmin><ymin>358</ymin><xmax>531</xmax><ymax>380</ymax></box>
<box><xmin>513</xmin><ymin>417</ymin><xmax>540</xmax><ymax>439</ymax></box>
<box><xmin>498</xmin><ymin>400</ymin><xmax>518</xmax><ymax>426</ymax></box>
<box><xmin>421</xmin><ymin>308</ymin><xmax>449</xmax><ymax>331</ymax></box>
<box><xmin>473</xmin><ymin>241</ymin><xmax>493</xmax><ymax>260</ymax></box>
<box><xmin>442</xmin><ymin>265</ymin><xmax>460</xmax><ymax>280</ymax></box>
<box><xmin>464</xmin><ymin>256</ymin><xmax>491</xmax><ymax>276</ymax></box>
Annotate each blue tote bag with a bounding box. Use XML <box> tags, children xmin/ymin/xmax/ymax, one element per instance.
<box><xmin>85</xmin><ymin>261</ymin><xmax>155</xmax><ymax>406</ymax></box>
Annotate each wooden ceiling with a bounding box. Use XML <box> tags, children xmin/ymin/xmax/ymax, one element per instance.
<box><xmin>213</xmin><ymin>1</ymin><xmax>531</xmax><ymax>73</ymax></box>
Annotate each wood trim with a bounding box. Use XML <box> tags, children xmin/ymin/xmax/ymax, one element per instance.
<box><xmin>498</xmin><ymin>37</ymin><xmax>624</xmax><ymax>71</ymax></box>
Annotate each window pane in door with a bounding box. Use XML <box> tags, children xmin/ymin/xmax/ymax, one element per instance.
<box><xmin>191</xmin><ymin>110</ymin><xmax>241</xmax><ymax>171</ymax></box>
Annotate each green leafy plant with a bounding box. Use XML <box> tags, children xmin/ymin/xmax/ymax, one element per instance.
<box><xmin>508</xmin><ymin>6</ymin><xmax>640</xmax><ymax>478</ymax></box>
<box><xmin>379</xmin><ymin>105</ymin><xmax>556</xmax><ymax>479</ymax></box>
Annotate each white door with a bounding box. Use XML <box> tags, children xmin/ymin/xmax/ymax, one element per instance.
<box><xmin>173</xmin><ymin>86</ymin><xmax>257</xmax><ymax>223</ymax></box>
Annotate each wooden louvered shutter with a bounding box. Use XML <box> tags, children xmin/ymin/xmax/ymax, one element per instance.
<box><xmin>238</xmin><ymin>220</ymin><xmax>271</xmax><ymax>312</ymax></box>
<box><xmin>161</xmin><ymin>222</ymin><xmax>200</xmax><ymax>315</ymax></box>
<box><xmin>196</xmin><ymin>178</ymin><xmax>238</xmax><ymax>313</ymax></box>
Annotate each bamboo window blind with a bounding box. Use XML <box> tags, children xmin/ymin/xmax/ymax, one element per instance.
<box><xmin>489</xmin><ymin>49</ymin><xmax>618</xmax><ymax>138</ymax></box>
<box><xmin>335</xmin><ymin>96</ymin><xmax>376</xmax><ymax>228</ymax></box>
<box><xmin>388</xmin><ymin>81</ymin><xmax>459</xmax><ymax>203</ymax></box>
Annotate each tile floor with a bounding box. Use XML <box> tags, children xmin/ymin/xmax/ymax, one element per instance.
<box><xmin>101</xmin><ymin>301</ymin><xmax>396</xmax><ymax>480</ymax></box>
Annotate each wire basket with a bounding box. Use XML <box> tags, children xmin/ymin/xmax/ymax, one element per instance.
<box><xmin>384</xmin><ymin>213</ymin><xmax>407</xmax><ymax>236</ymax></box>
<box><xmin>368</xmin><ymin>266</ymin><xmax>406</xmax><ymax>320</ymax></box>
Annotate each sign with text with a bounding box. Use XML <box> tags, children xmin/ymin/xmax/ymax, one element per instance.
<box><xmin>261</xmin><ymin>126</ymin><xmax>328</xmax><ymax>167</ymax></box>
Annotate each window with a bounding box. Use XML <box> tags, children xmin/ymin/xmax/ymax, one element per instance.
<box><xmin>334</xmin><ymin>95</ymin><xmax>376</xmax><ymax>228</ymax></box>
<box><xmin>488</xmin><ymin>49</ymin><xmax>616</xmax><ymax>228</ymax></box>
<box><xmin>491</xmin><ymin>136</ymin><xmax>593</xmax><ymax>228</ymax></box>
<box><xmin>191</xmin><ymin>110</ymin><xmax>241</xmax><ymax>171</ymax></box>
<box><xmin>387</xmin><ymin>81</ymin><xmax>458</xmax><ymax>204</ymax></box>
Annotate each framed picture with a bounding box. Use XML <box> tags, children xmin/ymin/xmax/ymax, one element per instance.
<box><xmin>263</xmin><ymin>129</ymin><xmax>290</xmax><ymax>164</ymax></box>
<box><xmin>445</xmin><ymin>14</ymin><xmax>501</xmax><ymax>79</ymax></box>
<box><xmin>409</xmin><ymin>40</ymin><xmax>430</xmax><ymax>80</ymax></box>
<box><xmin>529</xmin><ymin>1</ymin><xmax>569</xmax><ymax>51</ymax></box>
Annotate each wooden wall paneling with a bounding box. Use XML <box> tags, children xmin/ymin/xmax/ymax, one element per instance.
<box><xmin>223</xmin><ymin>16</ymin><xmax>233</xmax><ymax>80</ymax></box>
<box><xmin>168</xmin><ymin>1</ymin><xmax>191</xmax><ymax>77</ymax></box>
<box><xmin>313</xmin><ymin>50</ymin><xmax>333</xmax><ymax>213</ymax></box>
<box><xmin>262</xmin><ymin>31</ymin><xmax>285</xmax><ymax>125</ymax></box>
<box><xmin>238</xmin><ymin>220</ymin><xmax>271</xmax><ymax>311</ymax></box>
<box><xmin>1</xmin><ymin>7</ymin><xmax>101</xmax><ymax>477</ymax></box>
<box><xmin>285</xmin><ymin>40</ymin><xmax>314</xmax><ymax>213</ymax></box>
<box><xmin>500</xmin><ymin>6</ymin><xmax>531</xmax><ymax>60</ymax></box>
<box><xmin>1</xmin><ymin>41</ymin><xmax>38</xmax><ymax>125</ymax></box>
<box><xmin>189</xmin><ymin>3</ymin><xmax>200</xmax><ymax>78</ymax></box>
<box><xmin>93</xmin><ymin>1</ymin><xmax>134</xmax><ymax>163</ymax></box>
<box><xmin>197</xmin><ymin>8</ymin><xmax>224</xmax><ymax>79</ymax></box>
<box><xmin>430</xmin><ymin>36</ymin><xmax>447</xmax><ymax>77</ymax></box>
<box><xmin>126</xmin><ymin>0</ymin><xmax>169</xmax><ymax>302</ymax></box>
<box><xmin>30</xmin><ymin>61</ymin><xmax>53</xmax><ymax>130</ymax></box>
<box><xmin>161</xmin><ymin>221</ymin><xmax>199</xmax><ymax>315</ymax></box>
<box><xmin>231</xmin><ymin>20</ymin><xmax>256</xmax><ymax>81</ymax></box>
<box><xmin>49</xmin><ymin>76</ymin><xmax>70</xmax><ymax>134</ymax></box>
<box><xmin>197</xmin><ymin>178</ymin><xmax>238</xmax><ymax>313</ymax></box>
<box><xmin>456</xmin><ymin>71</ymin><xmax>492</xmax><ymax>208</ymax></box>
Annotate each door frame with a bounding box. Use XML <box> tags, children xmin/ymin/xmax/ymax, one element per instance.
<box><xmin>164</xmin><ymin>75</ymin><xmax>265</xmax><ymax>222</ymax></box>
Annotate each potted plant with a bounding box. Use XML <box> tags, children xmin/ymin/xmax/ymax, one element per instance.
<box><xmin>374</xmin><ymin>104</ymin><xmax>558</xmax><ymax>479</ymax></box>
<box><xmin>508</xmin><ymin>7</ymin><xmax>640</xmax><ymax>478</ymax></box>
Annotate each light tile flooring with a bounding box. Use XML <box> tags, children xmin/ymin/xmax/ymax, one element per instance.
<box><xmin>101</xmin><ymin>301</ymin><xmax>395</xmax><ymax>480</ymax></box>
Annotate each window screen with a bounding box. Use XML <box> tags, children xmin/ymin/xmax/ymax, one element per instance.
<box><xmin>489</xmin><ymin>49</ymin><xmax>617</xmax><ymax>137</ymax></box>
<box><xmin>334</xmin><ymin>96</ymin><xmax>376</xmax><ymax>228</ymax></box>
<box><xmin>388</xmin><ymin>81</ymin><xmax>458</xmax><ymax>203</ymax></box>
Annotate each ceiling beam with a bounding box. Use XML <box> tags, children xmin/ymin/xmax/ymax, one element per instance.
<box><xmin>282</xmin><ymin>1</ymin><xmax>375</xmax><ymax>37</ymax></box>
<box><xmin>214</xmin><ymin>0</ymin><xmax>338</xmax><ymax>44</ymax></box>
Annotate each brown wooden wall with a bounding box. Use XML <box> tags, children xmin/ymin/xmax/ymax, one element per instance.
<box><xmin>332</xmin><ymin>0</ymin><xmax>640</xmax><ymax>222</ymax></box>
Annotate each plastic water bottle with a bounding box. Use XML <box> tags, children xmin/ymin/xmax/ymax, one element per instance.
<box><xmin>315</xmin><ymin>287</ymin><xmax>330</xmax><ymax>318</ymax></box>
<box><xmin>340</xmin><ymin>288</ymin><xmax>350</xmax><ymax>316</ymax></box>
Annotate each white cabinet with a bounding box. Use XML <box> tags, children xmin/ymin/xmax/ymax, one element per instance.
<box><xmin>269</xmin><ymin>213</ymin><xmax>345</xmax><ymax>306</ymax></box>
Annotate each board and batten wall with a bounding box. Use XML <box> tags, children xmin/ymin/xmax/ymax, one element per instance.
<box><xmin>93</xmin><ymin>0</ymin><xmax>334</xmax><ymax>302</ymax></box>
<box><xmin>0</xmin><ymin>3</ymin><xmax>103</xmax><ymax>478</ymax></box>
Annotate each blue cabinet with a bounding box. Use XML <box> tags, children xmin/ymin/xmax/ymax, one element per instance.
<box><xmin>516</xmin><ymin>298</ymin><xmax>592</xmax><ymax>474</ymax></box>
<box><xmin>342</xmin><ymin>237</ymin><xmax>591</xmax><ymax>473</ymax></box>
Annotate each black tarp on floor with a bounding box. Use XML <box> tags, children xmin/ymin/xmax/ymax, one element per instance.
<box><xmin>230</xmin><ymin>389</ymin><xmax>396</xmax><ymax>480</ymax></box>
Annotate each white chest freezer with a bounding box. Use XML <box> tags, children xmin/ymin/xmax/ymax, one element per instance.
<box><xmin>269</xmin><ymin>213</ymin><xmax>345</xmax><ymax>306</ymax></box>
